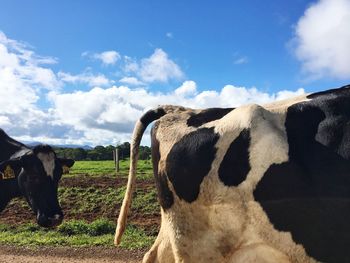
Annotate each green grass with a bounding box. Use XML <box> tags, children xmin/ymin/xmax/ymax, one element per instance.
<box><xmin>58</xmin><ymin>186</ymin><xmax>158</xmax><ymax>216</ymax></box>
<box><xmin>133</xmin><ymin>188</ymin><xmax>159</xmax><ymax>214</ymax></box>
<box><xmin>68</xmin><ymin>160</ymin><xmax>124</xmax><ymax>176</ymax></box>
<box><xmin>68</xmin><ymin>159</ymin><xmax>153</xmax><ymax>179</ymax></box>
<box><xmin>59</xmin><ymin>187</ymin><xmax>125</xmax><ymax>212</ymax></box>
<box><xmin>0</xmin><ymin>220</ymin><xmax>155</xmax><ymax>248</ymax></box>
<box><xmin>58</xmin><ymin>219</ymin><xmax>114</xmax><ymax>236</ymax></box>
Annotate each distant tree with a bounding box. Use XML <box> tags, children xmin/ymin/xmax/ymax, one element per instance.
<box><xmin>71</xmin><ymin>148</ymin><xmax>87</xmax><ymax>160</ymax></box>
<box><xmin>54</xmin><ymin>142</ymin><xmax>150</xmax><ymax>161</ymax></box>
<box><xmin>55</xmin><ymin>147</ymin><xmax>87</xmax><ymax>160</ymax></box>
<box><xmin>117</xmin><ymin>142</ymin><xmax>130</xmax><ymax>160</ymax></box>
<box><xmin>139</xmin><ymin>146</ymin><xmax>151</xmax><ymax>160</ymax></box>
<box><xmin>87</xmin><ymin>150</ymin><xmax>99</xmax><ymax>160</ymax></box>
<box><xmin>105</xmin><ymin>145</ymin><xmax>116</xmax><ymax>160</ymax></box>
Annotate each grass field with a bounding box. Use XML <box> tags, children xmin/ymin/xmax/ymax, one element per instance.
<box><xmin>68</xmin><ymin>160</ymin><xmax>154</xmax><ymax>178</ymax></box>
<box><xmin>0</xmin><ymin>160</ymin><xmax>159</xmax><ymax>249</ymax></box>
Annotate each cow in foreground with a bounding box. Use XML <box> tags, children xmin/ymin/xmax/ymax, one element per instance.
<box><xmin>115</xmin><ymin>85</ymin><xmax>350</xmax><ymax>263</ymax></box>
<box><xmin>0</xmin><ymin>129</ymin><xmax>74</xmax><ymax>227</ymax></box>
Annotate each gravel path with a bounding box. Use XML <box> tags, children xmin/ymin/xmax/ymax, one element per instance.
<box><xmin>0</xmin><ymin>245</ymin><xmax>143</xmax><ymax>263</ymax></box>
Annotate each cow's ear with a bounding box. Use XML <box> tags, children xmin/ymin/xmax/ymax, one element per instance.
<box><xmin>0</xmin><ymin>159</ymin><xmax>22</xmax><ymax>179</ymax></box>
<box><xmin>58</xmin><ymin>158</ymin><xmax>75</xmax><ymax>168</ymax></box>
<box><xmin>57</xmin><ymin>158</ymin><xmax>75</xmax><ymax>174</ymax></box>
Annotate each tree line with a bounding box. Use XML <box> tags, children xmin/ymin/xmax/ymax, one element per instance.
<box><xmin>54</xmin><ymin>142</ymin><xmax>151</xmax><ymax>161</ymax></box>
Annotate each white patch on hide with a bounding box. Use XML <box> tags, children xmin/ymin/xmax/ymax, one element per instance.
<box><xmin>36</xmin><ymin>152</ymin><xmax>55</xmax><ymax>179</ymax></box>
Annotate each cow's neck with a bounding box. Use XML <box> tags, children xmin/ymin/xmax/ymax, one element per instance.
<box><xmin>0</xmin><ymin>178</ymin><xmax>21</xmax><ymax>212</ymax></box>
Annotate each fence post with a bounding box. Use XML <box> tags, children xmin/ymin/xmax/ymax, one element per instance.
<box><xmin>113</xmin><ymin>148</ymin><xmax>120</xmax><ymax>173</ymax></box>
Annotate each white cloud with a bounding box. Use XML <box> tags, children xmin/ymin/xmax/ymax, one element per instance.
<box><xmin>293</xmin><ymin>0</ymin><xmax>350</xmax><ymax>79</ymax></box>
<box><xmin>0</xmin><ymin>116</ymin><xmax>11</xmax><ymax>126</ymax></box>
<box><xmin>138</xmin><ymin>48</ymin><xmax>184</xmax><ymax>83</ymax></box>
<box><xmin>58</xmin><ymin>71</ymin><xmax>113</xmax><ymax>87</ymax></box>
<box><xmin>97</xmin><ymin>51</ymin><xmax>120</xmax><ymax>65</ymax></box>
<box><xmin>234</xmin><ymin>56</ymin><xmax>249</xmax><ymax>65</ymax></box>
<box><xmin>0</xmin><ymin>31</ymin><xmax>59</xmax><ymax>132</ymax></box>
<box><xmin>49</xmin><ymin>87</ymin><xmax>141</xmax><ymax>128</ymax></box>
<box><xmin>0</xmin><ymin>31</ymin><xmax>83</xmax><ymax>145</ymax></box>
<box><xmin>274</xmin><ymin>88</ymin><xmax>305</xmax><ymax>101</ymax></box>
<box><xmin>83</xmin><ymin>50</ymin><xmax>121</xmax><ymax>65</ymax></box>
<box><xmin>0</xmin><ymin>67</ymin><xmax>38</xmax><ymax>114</ymax></box>
<box><xmin>123</xmin><ymin>56</ymin><xmax>139</xmax><ymax>73</ymax></box>
<box><xmin>47</xmin><ymin>82</ymin><xmax>305</xmax><ymax>145</ymax></box>
<box><xmin>174</xmin><ymin>80</ymin><xmax>197</xmax><ymax>96</ymax></box>
<box><xmin>0</xmin><ymin>31</ymin><xmax>306</xmax><ymax>146</ymax></box>
<box><xmin>0</xmin><ymin>43</ymin><xmax>19</xmax><ymax>67</ymax></box>
<box><xmin>121</xmin><ymin>50</ymin><xmax>184</xmax><ymax>83</ymax></box>
<box><xmin>0</xmin><ymin>32</ymin><xmax>59</xmax><ymax>91</ymax></box>
<box><xmin>182</xmin><ymin>85</ymin><xmax>305</xmax><ymax>108</ymax></box>
<box><xmin>119</xmin><ymin>76</ymin><xmax>144</xmax><ymax>86</ymax></box>
<box><xmin>48</xmin><ymin>87</ymin><xmax>144</xmax><ymax>145</ymax></box>
<box><xmin>166</xmin><ymin>32</ymin><xmax>174</xmax><ymax>39</ymax></box>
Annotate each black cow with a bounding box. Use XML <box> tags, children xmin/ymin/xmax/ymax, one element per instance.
<box><xmin>0</xmin><ymin>129</ymin><xmax>74</xmax><ymax>227</ymax></box>
<box><xmin>115</xmin><ymin>85</ymin><xmax>350</xmax><ymax>263</ymax></box>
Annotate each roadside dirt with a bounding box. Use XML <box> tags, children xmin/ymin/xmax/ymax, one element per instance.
<box><xmin>0</xmin><ymin>245</ymin><xmax>144</xmax><ymax>263</ymax></box>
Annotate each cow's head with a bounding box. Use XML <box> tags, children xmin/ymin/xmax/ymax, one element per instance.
<box><xmin>0</xmin><ymin>145</ymin><xmax>74</xmax><ymax>227</ymax></box>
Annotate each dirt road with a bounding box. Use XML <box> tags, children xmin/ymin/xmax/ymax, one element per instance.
<box><xmin>0</xmin><ymin>245</ymin><xmax>143</xmax><ymax>263</ymax></box>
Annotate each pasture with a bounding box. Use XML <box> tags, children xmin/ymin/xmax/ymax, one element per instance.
<box><xmin>0</xmin><ymin>160</ymin><xmax>159</xmax><ymax>249</ymax></box>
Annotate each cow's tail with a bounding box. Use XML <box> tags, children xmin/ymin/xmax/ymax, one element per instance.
<box><xmin>114</xmin><ymin>105</ymin><xmax>182</xmax><ymax>246</ymax></box>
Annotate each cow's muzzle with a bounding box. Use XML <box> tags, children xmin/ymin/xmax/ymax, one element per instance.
<box><xmin>37</xmin><ymin>212</ymin><xmax>63</xmax><ymax>228</ymax></box>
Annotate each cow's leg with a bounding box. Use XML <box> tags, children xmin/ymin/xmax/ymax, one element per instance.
<box><xmin>229</xmin><ymin>243</ymin><xmax>291</xmax><ymax>263</ymax></box>
<box><xmin>143</xmin><ymin>226</ymin><xmax>174</xmax><ymax>263</ymax></box>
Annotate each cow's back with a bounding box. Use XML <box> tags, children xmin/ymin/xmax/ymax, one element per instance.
<box><xmin>0</xmin><ymin>129</ymin><xmax>27</xmax><ymax>161</ymax></box>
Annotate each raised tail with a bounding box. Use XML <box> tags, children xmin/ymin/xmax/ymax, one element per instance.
<box><xmin>114</xmin><ymin>105</ymin><xmax>184</xmax><ymax>246</ymax></box>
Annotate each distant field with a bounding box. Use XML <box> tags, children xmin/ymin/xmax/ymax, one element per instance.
<box><xmin>69</xmin><ymin>160</ymin><xmax>154</xmax><ymax>179</ymax></box>
<box><xmin>0</xmin><ymin>160</ymin><xmax>159</xmax><ymax>249</ymax></box>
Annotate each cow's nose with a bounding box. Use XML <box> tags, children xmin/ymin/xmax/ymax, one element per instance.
<box><xmin>37</xmin><ymin>213</ymin><xmax>63</xmax><ymax>227</ymax></box>
<box><xmin>37</xmin><ymin>213</ymin><xmax>50</xmax><ymax>227</ymax></box>
<box><xmin>48</xmin><ymin>214</ymin><xmax>64</xmax><ymax>227</ymax></box>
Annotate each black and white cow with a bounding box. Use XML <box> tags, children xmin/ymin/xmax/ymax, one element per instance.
<box><xmin>115</xmin><ymin>85</ymin><xmax>350</xmax><ymax>263</ymax></box>
<box><xmin>0</xmin><ymin>129</ymin><xmax>74</xmax><ymax>227</ymax></box>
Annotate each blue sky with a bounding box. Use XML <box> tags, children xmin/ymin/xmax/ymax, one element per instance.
<box><xmin>0</xmin><ymin>0</ymin><xmax>350</xmax><ymax>145</ymax></box>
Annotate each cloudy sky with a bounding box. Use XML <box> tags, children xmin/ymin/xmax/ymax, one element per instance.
<box><xmin>0</xmin><ymin>0</ymin><xmax>350</xmax><ymax>146</ymax></box>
